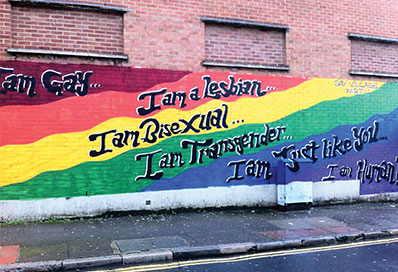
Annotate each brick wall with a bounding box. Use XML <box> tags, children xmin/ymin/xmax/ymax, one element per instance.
<box><xmin>1</xmin><ymin>0</ymin><xmax>398</xmax><ymax>79</ymax></box>
<box><xmin>204</xmin><ymin>24</ymin><xmax>286</xmax><ymax>67</ymax></box>
<box><xmin>351</xmin><ymin>40</ymin><xmax>398</xmax><ymax>75</ymax></box>
<box><xmin>11</xmin><ymin>5</ymin><xmax>124</xmax><ymax>55</ymax></box>
<box><xmin>0</xmin><ymin>1</ymin><xmax>11</xmax><ymax>60</ymax></box>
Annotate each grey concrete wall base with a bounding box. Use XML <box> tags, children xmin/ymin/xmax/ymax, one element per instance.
<box><xmin>172</xmin><ymin>246</ymin><xmax>221</xmax><ymax>260</ymax></box>
<box><xmin>0</xmin><ymin>185</ymin><xmax>276</xmax><ymax>223</ymax></box>
<box><xmin>62</xmin><ymin>255</ymin><xmax>121</xmax><ymax>270</ymax></box>
<box><xmin>357</xmin><ymin>192</ymin><xmax>398</xmax><ymax>202</ymax></box>
<box><xmin>1</xmin><ymin>187</ymin><xmax>397</xmax><ymax>223</ymax></box>
<box><xmin>122</xmin><ymin>250</ymin><xmax>173</xmax><ymax>265</ymax></box>
<box><xmin>0</xmin><ymin>261</ymin><xmax>62</xmax><ymax>272</ymax></box>
<box><xmin>218</xmin><ymin>242</ymin><xmax>256</xmax><ymax>254</ymax></box>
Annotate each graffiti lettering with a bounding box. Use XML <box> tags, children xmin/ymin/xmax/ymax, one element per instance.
<box><xmin>226</xmin><ymin>159</ymin><xmax>272</xmax><ymax>182</ymax></box>
<box><xmin>0</xmin><ymin>68</ymin><xmax>97</xmax><ymax>98</ymax></box>
<box><xmin>356</xmin><ymin>157</ymin><xmax>398</xmax><ymax>184</ymax></box>
<box><xmin>88</xmin><ymin>129</ymin><xmax>116</xmax><ymax>157</ymax></box>
<box><xmin>181</xmin><ymin>124</ymin><xmax>286</xmax><ymax>164</ymax></box>
<box><xmin>322</xmin><ymin>136</ymin><xmax>352</xmax><ymax>158</ymax></box>
<box><xmin>321</xmin><ymin>164</ymin><xmax>353</xmax><ymax>181</ymax></box>
<box><xmin>89</xmin><ymin>104</ymin><xmax>228</xmax><ymax>158</ymax></box>
<box><xmin>129</xmin><ymin>118</ymin><xmax>391</xmax><ymax>184</ymax></box>
<box><xmin>159</xmin><ymin>152</ymin><xmax>185</xmax><ymax>168</ymax></box>
<box><xmin>88</xmin><ymin>129</ymin><xmax>140</xmax><ymax>157</ymax></box>
<box><xmin>321</xmin><ymin>121</ymin><xmax>379</xmax><ymax>158</ymax></box>
<box><xmin>136</xmin><ymin>75</ymin><xmax>276</xmax><ymax>116</ymax></box>
<box><xmin>162</xmin><ymin>91</ymin><xmax>187</xmax><ymax>108</ymax></box>
<box><xmin>321</xmin><ymin>164</ymin><xmax>339</xmax><ymax>181</ymax></box>
<box><xmin>139</xmin><ymin>104</ymin><xmax>229</xmax><ymax>144</ymax></box>
<box><xmin>135</xmin><ymin>149</ymin><xmax>164</xmax><ymax>181</ymax></box>
<box><xmin>272</xmin><ymin>140</ymin><xmax>319</xmax><ymax>172</ymax></box>
<box><xmin>0</xmin><ymin>67</ymin><xmax>36</xmax><ymax>97</ymax></box>
<box><xmin>136</xmin><ymin>88</ymin><xmax>166</xmax><ymax>116</ymax></box>
<box><xmin>340</xmin><ymin>166</ymin><xmax>353</xmax><ymax>177</ymax></box>
<box><xmin>202</xmin><ymin>75</ymin><xmax>274</xmax><ymax>99</ymax></box>
<box><xmin>134</xmin><ymin>150</ymin><xmax>185</xmax><ymax>182</ymax></box>
<box><xmin>334</xmin><ymin>80</ymin><xmax>379</xmax><ymax>95</ymax></box>
<box><xmin>136</xmin><ymin>88</ymin><xmax>187</xmax><ymax>116</ymax></box>
<box><xmin>41</xmin><ymin>69</ymin><xmax>93</xmax><ymax>96</ymax></box>
<box><xmin>180</xmin><ymin>139</ymin><xmax>214</xmax><ymax>164</ymax></box>
<box><xmin>351</xmin><ymin>121</ymin><xmax>379</xmax><ymax>152</ymax></box>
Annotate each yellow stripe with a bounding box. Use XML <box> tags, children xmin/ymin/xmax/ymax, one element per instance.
<box><xmin>99</xmin><ymin>237</ymin><xmax>398</xmax><ymax>272</ymax></box>
<box><xmin>0</xmin><ymin>79</ymin><xmax>383</xmax><ymax>186</ymax></box>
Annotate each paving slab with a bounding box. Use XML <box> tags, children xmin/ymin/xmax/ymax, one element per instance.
<box><xmin>19</xmin><ymin>243</ymin><xmax>68</xmax><ymax>262</ymax></box>
<box><xmin>260</xmin><ymin>228</ymin><xmax>331</xmax><ymax>240</ymax></box>
<box><xmin>187</xmin><ymin>229</ymin><xmax>271</xmax><ymax>245</ymax></box>
<box><xmin>321</xmin><ymin>226</ymin><xmax>360</xmax><ymax>234</ymax></box>
<box><xmin>115</xmin><ymin>236</ymin><xmax>190</xmax><ymax>253</ymax></box>
<box><xmin>348</xmin><ymin>222</ymin><xmax>380</xmax><ymax>232</ymax></box>
<box><xmin>305</xmin><ymin>216</ymin><xmax>347</xmax><ymax>228</ymax></box>
<box><xmin>67</xmin><ymin>239</ymin><xmax>113</xmax><ymax>259</ymax></box>
<box><xmin>267</xmin><ymin>218</ymin><xmax>315</xmax><ymax>229</ymax></box>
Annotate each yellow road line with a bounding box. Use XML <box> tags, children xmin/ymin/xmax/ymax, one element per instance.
<box><xmin>95</xmin><ymin>237</ymin><xmax>398</xmax><ymax>272</ymax></box>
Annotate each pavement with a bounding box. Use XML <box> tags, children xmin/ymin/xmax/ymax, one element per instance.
<box><xmin>1</xmin><ymin>202</ymin><xmax>398</xmax><ymax>271</ymax></box>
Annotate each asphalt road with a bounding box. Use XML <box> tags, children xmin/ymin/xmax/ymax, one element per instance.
<box><xmin>92</xmin><ymin>237</ymin><xmax>398</xmax><ymax>272</ymax></box>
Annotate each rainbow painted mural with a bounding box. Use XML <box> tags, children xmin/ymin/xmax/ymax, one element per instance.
<box><xmin>0</xmin><ymin>61</ymin><xmax>397</xmax><ymax>201</ymax></box>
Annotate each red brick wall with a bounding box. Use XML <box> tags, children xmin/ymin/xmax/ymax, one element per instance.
<box><xmin>0</xmin><ymin>1</ymin><xmax>11</xmax><ymax>60</ymax></box>
<box><xmin>1</xmin><ymin>0</ymin><xmax>397</xmax><ymax>80</ymax></box>
<box><xmin>351</xmin><ymin>40</ymin><xmax>398</xmax><ymax>75</ymax></box>
<box><xmin>11</xmin><ymin>6</ymin><xmax>124</xmax><ymax>55</ymax></box>
<box><xmin>204</xmin><ymin>24</ymin><xmax>286</xmax><ymax>67</ymax></box>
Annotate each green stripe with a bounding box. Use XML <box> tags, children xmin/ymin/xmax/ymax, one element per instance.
<box><xmin>1</xmin><ymin>82</ymin><xmax>397</xmax><ymax>200</ymax></box>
